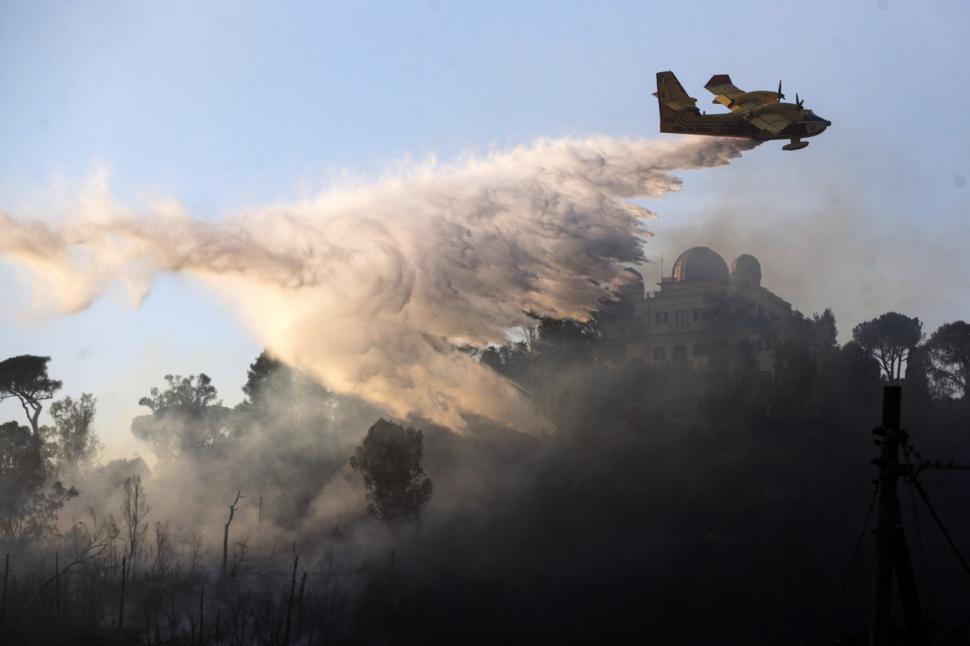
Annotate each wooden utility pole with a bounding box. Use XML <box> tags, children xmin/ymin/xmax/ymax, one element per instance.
<box><xmin>869</xmin><ymin>386</ymin><xmax>924</xmax><ymax>646</ymax></box>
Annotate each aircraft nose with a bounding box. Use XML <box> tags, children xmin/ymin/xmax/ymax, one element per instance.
<box><xmin>805</xmin><ymin>117</ymin><xmax>830</xmax><ymax>135</ymax></box>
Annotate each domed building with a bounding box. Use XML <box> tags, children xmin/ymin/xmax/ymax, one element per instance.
<box><xmin>730</xmin><ymin>254</ymin><xmax>762</xmax><ymax>288</ymax></box>
<box><xmin>603</xmin><ymin>246</ymin><xmax>791</xmax><ymax>370</ymax></box>
<box><xmin>612</xmin><ymin>267</ymin><xmax>646</xmax><ymax>300</ymax></box>
<box><xmin>671</xmin><ymin>246</ymin><xmax>730</xmax><ymax>283</ymax></box>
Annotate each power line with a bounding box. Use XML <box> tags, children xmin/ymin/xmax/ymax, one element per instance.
<box><xmin>901</xmin><ymin>439</ymin><xmax>937</xmax><ymax>618</ymax></box>
<box><xmin>831</xmin><ymin>480</ymin><xmax>879</xmax><ymax>639</ymax></box>
<box><xmin>901</xmin><ymin>437</ymin><xmax>970</xmax><ymax>580</ymax></box>
<box><xmin>907</xmin><ymin>478</ymin><xmax>936</xmax><ymax>617</ymax></box>
<box><xmin>910</xmin><ymin>477</ymin><xmax>970</xmax><ymax>579</ymax></box>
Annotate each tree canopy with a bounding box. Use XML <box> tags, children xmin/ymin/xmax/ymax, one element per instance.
<box><xmin>924</xmin><ymin>320</ymin><xmax>970</xmax><ymax>399</ymax></box>
<box><xmin>851</xmin><ymin>312</ymin><xmax>923</xmax><ymax>382</ymax></box>
<box><xmin>0</xmin><ymin>420</ymin><xmax>77</xmax><ymax>540</ymax></box>
<box><xmin>350</xmin><ymin>419</ymin><xmax>433</xmax><ymax>525</ymax></box>
<box><xmin>49</xmin><ymin>393</ymin><xmax>101</xmax><ymax>469</ymax></box>
<box><xmin>133</xmin><ymin>374</ymin><xmax>233</xmax><ymax>458</ymax></box>
<box><xmin>137</xmin><ymin>373</ymin><xmax>220</xmax><ymax>413</ymax></box>
<box><xmin>241</xmin><ymin>351</ymin><xmax>286</xmax><ymax>405</ymax></box>
<box><xmin>0</xmin><ymin>355</ymin><xmax>63</xmax><ymax>434</ymax></box>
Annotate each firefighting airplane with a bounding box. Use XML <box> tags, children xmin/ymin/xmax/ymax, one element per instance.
<box><xmin>654</xmin><ymin>71</ymin><xmax>830</xmax><ymax>150</ymax></box>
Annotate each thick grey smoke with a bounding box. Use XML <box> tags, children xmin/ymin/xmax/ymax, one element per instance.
<box><xmin>0</xmin><ymin>136</ymin><xmax>756</xmax><ymax>430</ymax></box>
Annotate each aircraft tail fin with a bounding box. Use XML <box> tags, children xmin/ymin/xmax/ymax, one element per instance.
<box><xmin>655</xmin><ymin>71</ymin><xmax>698</xmax><ymax>132</ymax></box>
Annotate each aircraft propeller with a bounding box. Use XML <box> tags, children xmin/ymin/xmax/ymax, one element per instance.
<box><xmin>795</xmin><ymin>92</ymin><xmax>804</xmax><ymax>109</ymax></box>
<box><xmin>777</xmin><ymin>80</ymin><xmax>785</xmax><ymax>100</ymax></box>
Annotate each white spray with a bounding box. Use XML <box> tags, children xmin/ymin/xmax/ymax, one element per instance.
<box><xmin>0</xmin><ymin>136</ymin><xmax>757</xmax><ymax>430</ymax></box>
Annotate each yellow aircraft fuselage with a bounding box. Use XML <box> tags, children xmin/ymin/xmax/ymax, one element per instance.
<box><xmin>655</xmin><ymin>71</ymin><xmax>831</xmax><ymax>151</ymax></box>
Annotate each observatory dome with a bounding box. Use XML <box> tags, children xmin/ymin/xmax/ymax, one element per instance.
<box><xmin>613</xmin><ymin>267</ymin><xmax>645</xmax><ymax>298</ymax></box>
<box><xmin>671</xmin><ymin>247</ymin><xmax>729</xmax><ymax>283</ymax></box>
<box><xmin>730</xmin><ymin>254</ymin><xmax>762</xmax><ymax>286</ymax></box>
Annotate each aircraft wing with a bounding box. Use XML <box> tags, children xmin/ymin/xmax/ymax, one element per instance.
<box><xmin>747</xmin><ymin>111</ymin><xmax>791</xmax><ymax>135</ymax></box>
<box><xmin>705</xmin><ymin>74</ymin><xmax>756</xmax><ymax>111</ymax></box>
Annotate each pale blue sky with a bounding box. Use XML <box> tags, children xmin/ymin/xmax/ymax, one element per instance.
<box><xmin>2</xmin><ymin>1</ymin><xmax>968</xmax><ymax>456</ymax></box>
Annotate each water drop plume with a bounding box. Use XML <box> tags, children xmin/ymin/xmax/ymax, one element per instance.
<box><xmin>0</xmin><ymin>136</ymin><xmax>757</xmax><ymax>430</ymax></box>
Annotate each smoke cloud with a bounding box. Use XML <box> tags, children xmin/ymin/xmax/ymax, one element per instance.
<box><xmin>0</xmin><ymin>136</ymin><xmax>756</xmax><ymax>430</ymax></box>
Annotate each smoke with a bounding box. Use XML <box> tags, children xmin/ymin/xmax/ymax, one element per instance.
<box><xmin>642</xmin><ymin>150</ymin><xmax>970</xmax><ymax>342</ymax></box>
<box><xmin>0</xmin><ymin>136</ymin><xmax>756</xmax><ymax>430</ymax></box>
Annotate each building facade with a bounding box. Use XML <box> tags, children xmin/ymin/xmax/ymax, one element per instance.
<box><xmin>604</xmin><ymin>247</ymin><xmax>792</xmax><ymax>370</ymax></box>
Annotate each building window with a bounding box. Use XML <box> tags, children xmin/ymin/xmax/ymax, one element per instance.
<box><xmin>693</xmin><ymin>343</ymin><xmax>708</xmax><ymax>357</ymax></box>
<box><xmin>673</xmin><ymin>345</ymin><xmax>687</xmax><ymax>361</ymax></box>
<box><xmin>675</xmin><ymin>310</ymin><xmax>685</xmax><ymax>329</ymax></box>
<box><xmin>692</xmin><ymin>307</ymin><xmax>704</xmax><ymax>323</ymax></box>
<box><xmin>652</xmin><ymin>347</ymin><xmax>666</xmax><ymax>361</ymax></box>
<box><xmin>655</xmin><ymin>311</ymin><xmax>668</xmax><ymax>325</ymax></box>
<box><xmin>759</xmin><ymin>337</ymin><xmax>772</xmax><ymax>352</ymax></box>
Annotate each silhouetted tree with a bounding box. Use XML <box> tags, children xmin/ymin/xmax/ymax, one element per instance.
<box><xmin>0</xmin><ymin>357</ymin><xmax>81</xmax><ymax>542</ymax></box>
<box><xmin>138</xmin><ymin>374</ymin><xmax>220</xmax><ymax>412</ymax></box>
<box><xmin>122</xmin><ymin>474</ymin><xmax>150</xmax><ymax>566</ymax></box>
<box><xmin>813</xmin><ymin>308</ymin><xmax>839</xmax><ymax>350</ymax></box>
<box><xmin>479</xmin><ymin>342</ymin><xmax>535</xmax><ymax>378</ymax></box>
<box><xmin>924</xmin><ymin>320</ymin><xmax>970</xmax><ymax>399</ymax></box>
<box><xmin>536</xmin><ymin>317</ymin><xmax>599</xmax><ymax>358</ymax></box>
<box><xmin>350</xmin><ymin>419</ymin><xmax>433</xmax><ymax>525</ymax></box>
<box><xmin>851</xmin><ymin>312</ymin><xmax>923</xmax><ymax>382</ymax></box>
<box><xmin>0</xmin><ymin>355</ymin><xmax>62</xmax><ymax>435</ymax></box>
<box><xmin>0</xmin><ymin>421</ymin><xmax>44</xmax><ymax>539</ymax></box>
<box><xmin>241</xmin><ymin>351</ymin><xmax>285</xmax><ymax>406</ymax></box>
<box><xmin>132</xmin><ymin>374</ymin><xmax>234</xmax><ymax>458</ymax></box>
<box><xmin>770</xmin><ymin>310</ymin><xmax>839</xmax><ymax>399</ymax></box>
<box><xmin>902</xmin><ymin>346</ymin><xmax>933</xmax><ymax>427</ymax></box>
<box><xmin>239</xmin><ymin>350</ymin><xmax>331</xmax><ymax>415</ymax></box>
<box><xmin>49</xmin><ymin>393</ymin><xmax>100</xmax><ymax>470</ymax></box>
<box><xmin>233</xmin><ymin>350</ymin><xmax>383</xmax><ymax>528</ymax></box>
<box><xmin>0</xmin><ymin>420</ymin><xmax>77</xmax><ymax>540</ymax></box>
